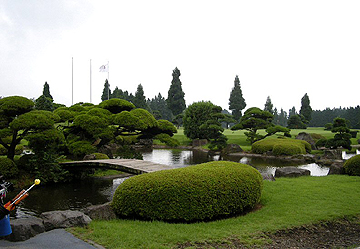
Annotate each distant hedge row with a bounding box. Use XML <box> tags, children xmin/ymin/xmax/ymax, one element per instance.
<box><xmin>111</xmin><ymin>161</ymin><xmax>263</xmax><ymax>222</ymax></box>
<box><xmin>252</xmin><ymin>138</ymin><xmax>311</xmax><ymax>156</ymax></box>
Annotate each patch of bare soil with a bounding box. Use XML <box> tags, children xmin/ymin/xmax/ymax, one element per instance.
<box><xmin>176</xmin><ymin>217</ymin><xmax>360</xmax><ymax>249</ymax></box>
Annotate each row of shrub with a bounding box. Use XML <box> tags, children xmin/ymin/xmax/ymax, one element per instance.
<box><xmin>252</xmin><ymin>138</ymin><xmax>311</xmax><ymax>156</ymax></box>
<box><xmin>111</xmin><ymin>161</ymin><xmax>263</xmax><ymax>222</ymax></box>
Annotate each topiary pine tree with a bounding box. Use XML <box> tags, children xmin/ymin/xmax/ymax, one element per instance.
<box><xmin>325</xmin><ymin>117</ymin><xmax>352</xmax><ymax>150</ymax></box>
<box><xmin>0</xmin><ymin>96</ymin><xmax>60</xmax><ymax>160</ymax></box>
<box><xmin>167</xmin><ymin>67</ymin><xmax>186</xmax><ymax>116</ymax></box>
<box><xmin>231</xmin><ymin>107</ymin><xmax>274</xmax><ymax>144</ymax></box>
<box><xmin>300</xmin><ymin>93</ymin><xmax>312</xmax><ymax>124</ymax></box>
<box><xmin>101</xmin><ymin>79</ymin><xmax>111</xmax><ymax>101</ymax></box>
<box><xmin>229</xmin><ymin>75</ymin><xmax>246</xmax><ymax>121</ymax></box>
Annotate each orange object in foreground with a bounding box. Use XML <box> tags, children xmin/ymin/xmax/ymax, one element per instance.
<box><xmin>4</xmin><ymin>190</ymin><xmax>29</xmax><ymax>211</ymax></box>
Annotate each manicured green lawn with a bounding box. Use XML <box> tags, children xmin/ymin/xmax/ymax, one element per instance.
<box><xmin>71</xmin><ymin>175</ymin><xmax>360</xmax><ymax>248</ymax></box>
<box><xmin>172</xmin><ymin>128</ymin><xmax>192</xmax><ymax>146</ymax></box>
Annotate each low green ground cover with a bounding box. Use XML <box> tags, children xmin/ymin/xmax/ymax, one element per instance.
<box><xmin>72</xmin><ymin>175</ymin><xmax>360</xmax><ymax>248</ymax></box>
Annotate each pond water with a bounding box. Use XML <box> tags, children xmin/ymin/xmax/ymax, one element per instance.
<box><xmin>142</xmin><ymin>149</ymin><xmax>330</xmax><ymax>176</ymax></box>
<box><xmin>11</xmin><ymin>149</ymin><xmax>359</xmax><ymax>218</ymax></box>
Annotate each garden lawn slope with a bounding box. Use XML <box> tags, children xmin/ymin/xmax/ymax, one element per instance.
<box><xmin>71</xmin><ymin>175</ymin><xmax>360</xmax><ymax>249</ymax></box>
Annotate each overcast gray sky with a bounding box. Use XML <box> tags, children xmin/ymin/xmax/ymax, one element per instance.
<box><xmin>1</xmin><ymin>0</ymin><xmax>359</xmax><ymax>112</ymax></box>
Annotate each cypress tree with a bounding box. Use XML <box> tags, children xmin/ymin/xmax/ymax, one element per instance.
<box><xmin>264</xmin><ymin>96</ymin><xmax>274</xmax><ymax>114</ymax></box>
<box><xmin>101</xmin><ymin>79</ymin><xmax>111</xmax><ymax>101</ymax></box>
<box><xmin>133</xmin><ymin>84</ymin><xmax>148</xmax><ymax>109</ymax></box>
<box><xmin>228</xmin><ymin>75</ymin><xmax>246</xmax><ymax>121</ymax></box>
<box><xmin>43</xmin><ymin>82</ymin><xmax>53</xmax><ymax>100</ymax></box>
<box><xmin>289</xmin><ymin>106</ymin><xmax>297</xmax><ymax>117</ymax></box>
<box><xmin>300</xmin><ymin>93</ymin><xmax>312</xmax><ymax>123</ymax></box>
<box><xmin>167</xmin><ymin>67</ymin><xmax>186</xmax><ymax>116</ymax></box>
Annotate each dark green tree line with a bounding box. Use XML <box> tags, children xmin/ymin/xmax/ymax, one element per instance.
<box><xmin>147</xmin><ymin>93</ymin><xmax>173</xmax><ymax>121</ymax></box>
<box><xmin>309</xmin><ymin>106</ymin><xmax>360</xmax><ymax>128</ymax></box>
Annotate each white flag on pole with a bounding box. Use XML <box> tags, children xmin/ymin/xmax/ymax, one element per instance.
<box><xmin>99</xmin><ymin>63</ymin><xmax>109</xmax><ymax>72</ymax></box>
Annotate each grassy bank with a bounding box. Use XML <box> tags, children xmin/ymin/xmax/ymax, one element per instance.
<box><xmin>71</xmin><ymin>175</ymin><xmax>360</xmax><ymax>248</ymax></box>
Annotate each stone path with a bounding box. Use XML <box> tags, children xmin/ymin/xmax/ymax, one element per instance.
<box><xmin>0</xmin><ymin>229</ymin><xmax>104</xmax><ymax>249</ymax></box>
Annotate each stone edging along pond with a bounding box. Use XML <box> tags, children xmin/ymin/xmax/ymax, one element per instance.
<box><xmin>3</xmin><ymin>203</ymin><xmax>115</xmax><ymax>242</ymax></box>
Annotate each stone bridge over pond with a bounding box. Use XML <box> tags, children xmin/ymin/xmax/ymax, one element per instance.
<box><xmin>60</xmin><ymin>159</ymin><xmax>173</xmax><ymax>175</ymax></box>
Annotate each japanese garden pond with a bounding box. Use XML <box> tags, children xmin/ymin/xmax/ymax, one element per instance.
<box><xmin>11</xmin><ymin>148</ymin><xmax>359</xmax><ymax>218</ymax></box>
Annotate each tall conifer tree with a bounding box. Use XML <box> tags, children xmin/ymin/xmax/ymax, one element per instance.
<box><xmin>167</xmin><ymin>67</ymin><xmax>186</xmax><ymax>116</ymax></box>
<box><xmin>43</xmin><ymin>81</ymin><xmax>53</xmax><ymax>100</ymax></box>
<box><xmin>229</xmin><ymin>75</ymin><xmax>246</xmax><ymax>121</ymax></box>
<box><xmin>264</xmin><ymin>96</ymin><xmax>274</xmax><ymax>114</ymax></box>
<box><xmin>133</xmin><ymin>84</ymin><xmax>148</xmax><ymax>109</ymax></box>
<box><xmin>101</xmin><ymin>79</ymin><xmax>111</xmax><ymax>101</ymax></box>
<box><xmin>300</xmin><ymin>93</ymin><xmax>312</xmax><ymax>123</ymax></box>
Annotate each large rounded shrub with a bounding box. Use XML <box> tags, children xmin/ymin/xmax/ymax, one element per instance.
<box><xmin>273</xmin><ymin>143</ymin><xmax>305</xmax><ymax>156</ymax></box>
<box><xmin>344</xmin><ymin>154</ymin><xmax>360</xmax><ymax>176</ymax></box>
<box><xmin>112</xmin><ymin>161</ymin><xmax>263</xmax><ymax>222</ymax></box>
<box><xmin>252</xmin><ymin>138</ymin><xmax>311</xmax><ymax>155</ymax></box>
<box><xmin>0</xmin><ymin>158</ymin><xmax>18</xmax><ymax>178</ymax></box>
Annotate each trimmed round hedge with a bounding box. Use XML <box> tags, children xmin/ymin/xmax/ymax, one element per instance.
<box><xmin>344</xmin><ymin>154</ymin><xmax>360</xmax><ymax>176</ymax></box>
<box><xmin>111</xmin><ymin>161</ymin><xmax>263</xmax><ymax>222</ymax></box>
<box><xmin>252</xmin><ymin>138</ymin><xmax>311</xmax><ymax>155</ymax></box>
<box><xmin>92</xmin><ymin>153</ymin><xmax>109</xmax><ymax>160</ymax></box>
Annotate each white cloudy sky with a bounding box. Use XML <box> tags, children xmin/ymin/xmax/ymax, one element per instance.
<box><xmin>1</xmin><ymin>0</ymin><xmax>359</xmax><ymax>112</ymax></box>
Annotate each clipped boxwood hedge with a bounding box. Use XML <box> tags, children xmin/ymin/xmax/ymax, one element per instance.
<box><xmin>252</xmin><ymin>138</ymin><xmax>311</xmax><ymax>155</ymax></box>
<box><xmin>273</xmin><ymin>143</ymin><xmax>306</xmax><ymax>156</ymax></box>
<box><xmin>344</xmin><ymin>154</ymin><xmax>360</xmax><ymax>176</ymax></box>
<box><xmin>111</xmin><ymin>161</ymin><xmax>263</xmax><ymax>222</ymax></box>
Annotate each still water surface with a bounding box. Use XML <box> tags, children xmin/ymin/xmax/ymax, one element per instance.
<box><xmin>13</xmin><ymin>149</ymin><xmax>358</xmax><ymax>217</ymax></box>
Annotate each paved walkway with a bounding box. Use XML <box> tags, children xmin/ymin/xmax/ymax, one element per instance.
<box><xmin>0</xmin><ymin>229</ymin><xmax>104</xmax><ymax>249</ymax></box>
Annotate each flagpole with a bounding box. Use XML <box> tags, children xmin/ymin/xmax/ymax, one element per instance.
<box><xmin>90</xmin><ymin>59</ymin><xmax>92</xmax><ymax>103</ymax></box>
<box><xmin>72</xmin><ymin>57</ymin><xmax>74</xmax><ymax>105</ymax></box>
